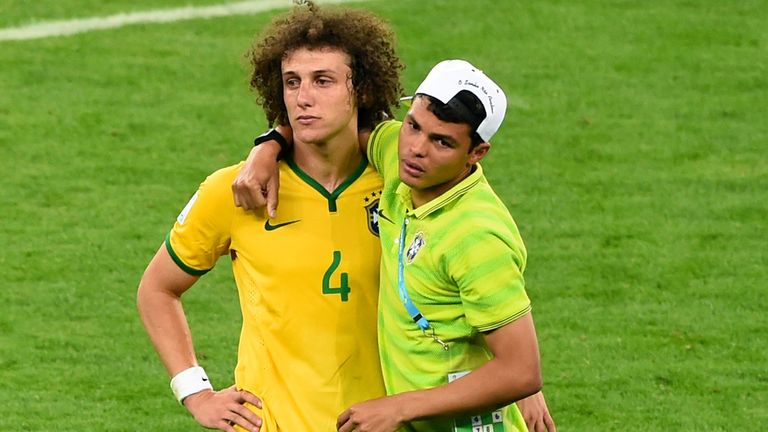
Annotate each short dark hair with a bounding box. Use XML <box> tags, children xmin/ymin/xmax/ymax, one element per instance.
<box><xmin>247</xmin><ymin>0</ymin><xmax>404</xmax><ymax>130</ymax></box>
<box><xmin>419</xmin><ymin>91</ymin><xmax>486</xmax><ymax>149</ymax></box>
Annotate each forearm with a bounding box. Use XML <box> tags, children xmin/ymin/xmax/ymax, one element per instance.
<box><xmin>398</xmin><ymin>314</ymin><xmax>542</xmax><ymax>423</ymax></box>
<box><xmin>137</xmin><ymin>285</ymin><xmax>198</xmax><ymax>376</ymax></box>
<box><xmin>397</xmin><ymin>356</ymin><xmax>542</xmax><ymax>422</ymax></box>
<box><xmin>252</xmin><ymin>124</ymin><xmax>292</xmax><ymax>157</ymax></box>
<box><xmin>337</xmin><ymin>315</ymin><xmax>542</xmax><ymax>432</ymax></box>
<box><xmin>137</xmin><ymin>246</ymin><xmax>201</xmax><ymax>377</ymax></box>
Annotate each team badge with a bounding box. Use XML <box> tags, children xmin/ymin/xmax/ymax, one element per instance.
<box><xmin>406</xmin><ymin>231</ymin><xmax>425</xmax><ymax>264</ymax></box>
<box><xmin>363</xmin><ymin>190</ymin><xmax>382</xmax><ymax>236</ymax></box>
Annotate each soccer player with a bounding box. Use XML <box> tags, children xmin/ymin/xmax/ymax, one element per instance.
<box><xmin>236</xmin><ymin>60</ymin><xmax>557</xmax><ymax>432</ymax></box>
<box><xmin>136</xmin><ymin>2</ymin><xmax>403</xmax><ymax>431</ymax></box>
<box><xmin>336</xmin><ymin>59</ymin><xmax>544</xmax><ymax>432</ymax></box>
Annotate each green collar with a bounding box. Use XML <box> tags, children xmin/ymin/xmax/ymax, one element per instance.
<box><xmin>286</xmin><ymin>154</ymin><xmax>368</xmax><ymax>212</ymax></box>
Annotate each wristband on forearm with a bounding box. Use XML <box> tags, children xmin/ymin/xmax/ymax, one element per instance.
<box><xmin>170</xmin><ymin>366</ymin><xmax>213</xmax><ymax>404</ymax></box>
<box><xmin>253</xmin><ymin>128</ymin><xmax>288</xmax><ymax>150</ymax></box>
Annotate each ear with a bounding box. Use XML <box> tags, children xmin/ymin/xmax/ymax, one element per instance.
<box><xmin>468</xmin><ymin>142</ymin><xmax>491</xmax><ymax>165</ymax></box>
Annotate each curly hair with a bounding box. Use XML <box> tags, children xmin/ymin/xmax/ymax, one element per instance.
<box><xmin>247</xmin><ymin>0</ymin><xmax>404</xmax><ymax>130</ymax></box>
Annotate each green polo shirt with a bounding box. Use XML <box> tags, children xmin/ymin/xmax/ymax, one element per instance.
<box><xmin>367</xmin><ymin>120</ymin><xmax>531</xmax><ymax>432</ymax></box>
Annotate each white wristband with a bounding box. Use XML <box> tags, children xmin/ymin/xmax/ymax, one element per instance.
<box><xmin>170</xmin><ymin>366</ymin><xmax>213</xmax><ymax>404</ymax></box>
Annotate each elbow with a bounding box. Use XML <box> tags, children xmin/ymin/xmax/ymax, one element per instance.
<box><xmin>136</xmin><ymin>271</ymin><xmax>166</xmax><ymax>317</ymax></box>
<box><xmin>508</xmin><ymin>374</ymin><xmax>541</xmax><ymax>405</ymax></box>
<box><xmin>525</xmin><ymin>374</ymin><xmax>543</xmax><ymax>397</ymax></box>
<box><xmin>136</xmin><ymin>273</ymin><xmax>152</xmax><ymax>309</ymax></box>
<box><xmin>136</xmin><ymin>277</ymin><xmax>152</xmax><ymax>318</ymax></box>
<box><xmin>495</xmin><ymin>369</ymin><xmax>543</xmax><ymax>406</ymax></box>
<box><xmin>509</xmin><ymin>370</ymin><xmax>542</xmax><ymax>402</ymax></box>
<box><xmin>524</xmin><ymin>362</ymin><xmax>543</xmax><ymax>397</ymax></box>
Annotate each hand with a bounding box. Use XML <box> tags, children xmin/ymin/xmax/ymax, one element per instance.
<box><xmin>516</xmin><ymin>391</ymin><xmax>556</xmax><ymax>432</ymax></box>
<box><xmin>336</xmin><ymin>396</ymin><xmax>405</xmax><ymax>432</ymax></box>
<box><xmin>232</xmin><ymin>142</ymin><xmax>281</xmax><ymax>217</ymax></box>
<box><xmin>183</xmin><ymin>386</ymin><xmax>263</xmax><ymax>432</ymax></box>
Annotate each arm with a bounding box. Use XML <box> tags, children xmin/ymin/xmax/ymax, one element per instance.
<box><xmin>232</xmin><ymin>125</ymin><xmax>293</xmax><ymax>215</ymax></box>
<box><xmin>233</xmin><ymin>126</ymin><xmax>374</xmax><ymax>214</ymax></box>
<box><xmin>137</xmin><ymin>245</ymin><xmax>263</xmax><ymax>432</ymax></box>
<box><xmin>336</xmin><ymin>313</ymin><xmax>542</xmax><ymax>432</ymax></box>
<box><xmin>232</xmin><ymin>140</ymin><xmax>282</xmax><ymax>216</ymax></box>
<box><xmin>516</xmin><ymin>391</ymin><xmax>557</xmax><ymax>432</ymax></box>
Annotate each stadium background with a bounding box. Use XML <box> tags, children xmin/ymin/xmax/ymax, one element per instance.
<box><xmin>0</xmin><ymin>0</ymin><xmax>765</xmax><ymax>430</ymax></box>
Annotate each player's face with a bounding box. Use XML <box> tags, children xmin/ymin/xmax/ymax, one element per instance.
<box><xmin>281</xmin><ymin>47</ymin><xmax>357</xmax><ymax>146</ymax></box>
<box><xmin>398</xmin><ymin>95</ymin><xmax>490</xmax><ymax>207</ymax></box>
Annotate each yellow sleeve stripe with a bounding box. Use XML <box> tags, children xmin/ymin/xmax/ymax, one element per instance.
<box><xmin>474</xmin><ymin>305</ymin><xmax>532</xmax><ymax>333</ymax></box>
<box><xmin>164</xmin><ymin>232</ymin><xmax>210</xmax><ymax>276</ymax></box>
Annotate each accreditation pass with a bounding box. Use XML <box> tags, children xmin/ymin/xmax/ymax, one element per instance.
<box><xmin>448</xmin><ymin>371</ymin><xmax>505</xmax><ymax>432</ymax></box>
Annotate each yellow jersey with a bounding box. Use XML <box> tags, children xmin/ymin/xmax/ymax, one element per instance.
<box><xmin>166</xmin><ymin>157</ymin><xmax>385</xmax><ymax>431</ymax></box>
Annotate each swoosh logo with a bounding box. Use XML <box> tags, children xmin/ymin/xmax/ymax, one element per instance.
<box><xmin>377</xmin><ymin>209</ymin><xmax>394</xmax><ymax>224</ymax></box>
<box><xmin>264</xmin><ymin>219</ymin><xmax>301</xmax><ymax>231</ymax></box>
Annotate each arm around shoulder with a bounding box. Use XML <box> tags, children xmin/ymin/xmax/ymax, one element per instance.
<box><xmin>232</xmin><ymin>125</ymin><xmax>294</xmax><ymax>216</ymax></box>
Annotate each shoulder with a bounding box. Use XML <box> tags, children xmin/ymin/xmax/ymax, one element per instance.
<box><xmin>369</xmin><ymin>120</ymin><xmax>401</xmax><ymax>146</ymax></box>
<box><xmin>455</xmin><ymin>177</ymin><xmax>515</xmax><ymax>227</ymax></box>
<box><xmin>200</xmin><ymin>162</ymin><xmax>243</xmax><ymax>190</ymax></box>
<box><xmin>449</xmin><ymin>182</ymin><xmax>526</xmax><ymax>261</ymax></box>
<box><xmin>185</xmin><ymin>162</ymin><xmax>244</xmax><ymax>215</ymax></box>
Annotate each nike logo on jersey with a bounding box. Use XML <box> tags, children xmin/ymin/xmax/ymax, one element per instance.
<box><xmin>264</xmin><ymin>219</ymin><xmax>301</xmax><ymax>231</ymax></box>
<box><xmin>377</xmin><ymin>209</ymin><xmax>394</xmax><ymax>224</ymax></box>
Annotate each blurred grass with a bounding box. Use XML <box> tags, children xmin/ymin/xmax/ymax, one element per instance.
<box><xmin>0</xmin><ymin>0</ymin><xmax>262</xmax><ymax>28</ymax></box>
<box><xmin>1</xmin><ymin>0</ymin><xmax>766</xmax><ymax>430</ymax></box>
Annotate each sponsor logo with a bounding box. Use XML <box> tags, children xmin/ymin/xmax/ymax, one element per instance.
<box><xmin>264</xmin><ymin>219</ymin><xmax>300</xmax><ymax>231</ymax></box>
<box><xmin>377</xmin><ymin>208</ymin><xmax>394</xmax><ymax>224</ymax></box>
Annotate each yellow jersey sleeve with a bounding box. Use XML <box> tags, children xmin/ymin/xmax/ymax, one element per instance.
<box><xmin>165</xmin><ymin>164</ymin><xmax>241</xmax><ymax>275</ymax></box>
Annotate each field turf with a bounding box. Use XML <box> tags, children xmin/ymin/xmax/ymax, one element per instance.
<box><xmin>0</xmin><ymin>0</ymin><xmax>766</xmax><ymax>430</ymax></box>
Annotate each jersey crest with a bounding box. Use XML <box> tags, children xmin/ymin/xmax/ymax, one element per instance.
<box><xmin>364</xmin><ymin>191</ymin><xmax>382</xmax><ymax>237</ymax></box>
<box><xmin>406</xmin><ymin>231</ymin><xmax>426</xmax><ymax>264</ymax></box>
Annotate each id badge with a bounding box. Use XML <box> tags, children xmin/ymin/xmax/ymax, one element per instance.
<box><xmin>448</xmin><ymin>371</ymin><xmax>505</xmax><ymax>432</ymax></box>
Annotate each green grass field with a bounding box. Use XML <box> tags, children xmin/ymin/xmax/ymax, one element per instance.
<box><xmin>1</xmin><ymin>0</ymin><xmax>766</xmax><ymax>430</ymax></box>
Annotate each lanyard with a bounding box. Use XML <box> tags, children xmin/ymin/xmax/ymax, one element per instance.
<box><xmin>397</xmin><ymin>216</ymin><xmax>449</xmax><ymax>350</ymax></box>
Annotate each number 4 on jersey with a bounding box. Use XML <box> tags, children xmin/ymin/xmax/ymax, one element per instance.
<box><xmin>323</xmin><ymin>251</ymin><xmax>350</xmax><ymax>301</ymax></box>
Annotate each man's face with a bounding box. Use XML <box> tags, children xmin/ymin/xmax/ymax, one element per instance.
<box><xmin>398</xmin><ymin>95</ymin><xmax>489</xmax><ymax>204</ymax></box>
<box><xmin>281</xmin><ymin>47</ymin><xmax>356</xmax><ymax>145</ymax></box>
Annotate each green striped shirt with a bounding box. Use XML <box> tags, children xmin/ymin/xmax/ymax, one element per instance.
<box><xmin>368</xmin><ymin>121</ymin><xmax>531</xmax><ymax>432</ymax></box>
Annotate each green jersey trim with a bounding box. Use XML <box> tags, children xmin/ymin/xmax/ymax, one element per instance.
<box><xmin>164</xmin><ymin>233</ymin><xmax>210</xmax><ymax>276</ymax></box>
<box><xmin>286</xmin><ymin>155</ymin><xmax>369</xmax><ymax>212</ymax></box>
<box><xmin>474</xmin><ymin>305</ymin><xmax>532</xmax><ymax>333</ymax></box>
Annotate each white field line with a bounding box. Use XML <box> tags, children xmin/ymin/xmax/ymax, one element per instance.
<box><xmin>0</xmin><ymin>0</ymin><xmax>364</xmax><ymax>42</ymax></box>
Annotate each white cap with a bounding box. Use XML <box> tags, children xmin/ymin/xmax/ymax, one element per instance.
<box><xmin>413</xmin><ymin>59</ymin><xmax>507</xmax><ymax>142</ymax></box>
